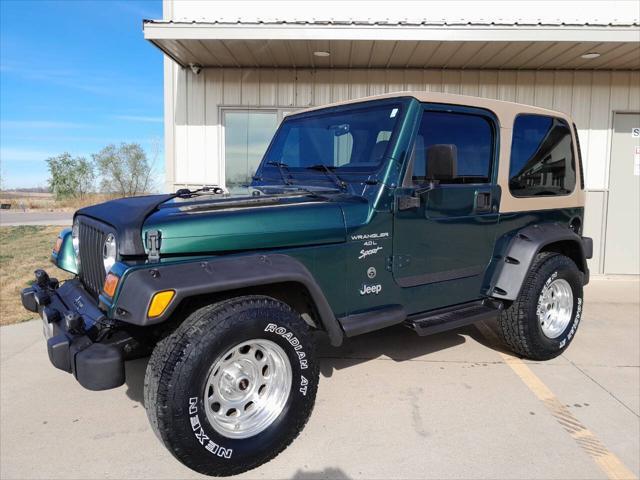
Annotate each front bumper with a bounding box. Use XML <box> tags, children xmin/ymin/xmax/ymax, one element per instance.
<box><xmin>21</xmin><ymin>270</ymin><xmax>125</xmax><ymax>391</ymax></box>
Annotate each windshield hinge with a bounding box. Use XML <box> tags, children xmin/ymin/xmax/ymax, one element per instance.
<box><xmin>145</xmin><ymin>230</ymin><xmax>162</xmax><ymax>263</ymax></box>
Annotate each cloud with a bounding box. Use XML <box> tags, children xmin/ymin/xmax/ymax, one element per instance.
<box><xmin>112</xmin><ymin>115</ymin><xmax>163</xmax><ymax>123</ymax></box>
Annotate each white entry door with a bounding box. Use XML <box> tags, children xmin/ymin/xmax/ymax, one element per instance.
<box><xmin>604</xmin><ymin>113</ymin><xmax>640</xmax><ymax>274</ymax></box>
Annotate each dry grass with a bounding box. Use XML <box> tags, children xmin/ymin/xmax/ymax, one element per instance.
<box><xmin>0</xmin><ymin>192</ymin><xmax>118</xmax><ymax>212</ymax></box>
<box><xmin>0</xmin><ymin>226</ymin><xmax>73</xmax><ymax>326</ymax></box>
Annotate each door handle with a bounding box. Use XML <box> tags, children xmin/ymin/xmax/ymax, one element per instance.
<box><xmin>475</xmin><ymin>191</ymin><xmax>492</xmax><ymax>213</ymax></box>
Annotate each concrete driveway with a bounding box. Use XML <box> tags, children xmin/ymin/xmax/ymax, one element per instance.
<box><xmin>1</xmin><ymin>277</ymin><xmax>638</xmax><ymax>480</ymax></box>
<box><xmin>0</xmin><ymin>211</ymin><xmax>73</xmax><ymax>226</ymax></box>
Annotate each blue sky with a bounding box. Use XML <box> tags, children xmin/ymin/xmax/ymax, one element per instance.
<box><xmin>0</xmin><ymin>0</ymin><xmax>164</xmax><ymax>189</ymax></box>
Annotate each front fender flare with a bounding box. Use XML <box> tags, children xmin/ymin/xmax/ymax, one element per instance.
<box><xmin>112</xmin><ymin>254</ymin><xmax>344</xmax><ymax>346</ymax></box>
<box><xmin>488</xmin><ymin>223</ymin><xmax>591</xmax><ymax>302</ymax></box>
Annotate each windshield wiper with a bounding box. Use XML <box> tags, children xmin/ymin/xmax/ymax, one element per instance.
<box><xmin>306</xmin><ymin>164</ymin><xmax>348</xmax><ymax>191</ymax></box>
<box><xmin>266</xmin><ymin>161</ymin><xmax>292</xmax><ymax>185</ymax></box>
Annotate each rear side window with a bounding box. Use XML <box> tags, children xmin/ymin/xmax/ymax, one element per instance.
<box><xmin>412</xmin><ymin>110</ymin><xmax>493</xmax><ymax>184</ymax></box>
<box><xmin>510</xmin><ymin>115</ymin><xmax>576</xmax><ymax>197</ymax></box>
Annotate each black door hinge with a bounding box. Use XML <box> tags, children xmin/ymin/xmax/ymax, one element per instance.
<box><xmin>145</xmin><ymin>230</ymin><xmax>162</xmax><ymax>263</ymax></box>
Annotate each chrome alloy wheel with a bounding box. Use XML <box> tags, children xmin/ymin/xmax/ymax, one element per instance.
<box><xmin>203</xmin><ymin>339</ymin><xmax>292</xmax><ymax>439</ymax></box>
<box><xmin>538</xmin><ymin>278</ymin><xmax>574</xmax><ymax>339</ymax></box>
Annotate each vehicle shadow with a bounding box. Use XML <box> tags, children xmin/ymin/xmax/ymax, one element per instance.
<box><xmin>122</xmin><ymin>321</ymin><xmax>508</xmax><ymax>404</ymax></box>
<box><xmin>290</xmin><ymin>467</ymin><xmax>352</xmax><ymax>479</ymax></box>
<box><xmin>315</xmin><ymin>323</ymin><xmax>468</xmax><ymax>378</ymax></box>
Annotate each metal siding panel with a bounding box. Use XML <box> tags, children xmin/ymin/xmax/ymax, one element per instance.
<box><xmin>515</xmin><ymin>71</ymin><xmax>535</xmax><ymax>105</ymax></box>
<box><xmin>553</xmin><ymin>71</ymin><xmax>574</xmax><ymax>115</ymax></box>
<box><xmin>368</xmin><ymin>70</ymin><xmax>386</xmax><ymax>96</ymax></box>
<box><xmin>442</xmin><ymin>70</ymin><xmax>461</xmax><ymax>94</ymax></box>
<box><xmin>460</xmin><ymin>70</ymin><xmax>479</xmax><ymax>97</ymax></box>
<box><xmin>610</xmin><ymin>71</ymin><xmax>630</xmax><ymax>110</ymax></box>
<box><xmin>586</xmin><ymin>71</ymin><xmax>612</xmax><ymax>190</ymax></box>
<box><xmin>497</xmin><ymin>71</ymin><xmax>516</xmax><ymax>101</ymax></box>
<box><xmin>629</xmin><ymin>71</ymin><xmax>640</xmax><ymax>111</ymax></box>
<box><xmin>349</xmin><ymin>69</ymin><xmax>369</xmax><ymax>99</ymax></box>
<box><xmin>223</xmin><ymin>69</ymin><xmax>242</xmax><ymax>104</ymax></box>
<box><xmin>295</xmin><ymin>70</ymin><xmax>314</xmax><ymax>107</ymax></box>
<box><xmin>424</xmin><ymin>70</ymin><xmax>443</xmax><ymax>92</ymax></box>
<box><xmin>520</xmin><ymin>42</ymin><xmax>575</xmax><ymax>69</ymax></box>
<box><xmin>204</xmin><ymin>69</ymin><xmax>222</xmax><ymax>185</ymax></box>
<box><xmin>404</xmin><ymin>70</ymin><xmax>424</xmax><ymax>92</ymax></box>
<box><xmin>533</xmin><ymin>71</ymin><xmax>555</xmax><ymax>109</ymax></box>
<box><xmin>332</xmin><ymin>70</ymin><xmax>349</xmax><ymax>102</ymax></box>
<box><xmin>277</xmin><ymin>70</ymin><xmax>295</xmax><ymax>106</ymax></box>
<box><xmin>258</xmin><ymin>69</ymin><xmax>277</xmax><ymax>106</ymax></box>
<box><xmin>386</xmin><ymin>70</ymin><xmax>405</xmax><ymax>93</ymax></box>
<box><xmin>478</xmin><ymin>70</ymin><xmax>498</xmax><ymax>98</ymax></box>
<box><xmin>571</xmin><ymin>71</ymin><xmax>593</xmax><ymax>168</ymax></box>
<box><xmin>314</xmin><ymin>69</ymin><xmax>332</xmax><ymax>105</ymax></box>
<box><xmin>174</xmin><ymin>67</ymin><xmax>189</xmax><ymax>184</ymax></box>
<box><xmin>241</xmin><ymin>69</ymin><xmax>260</xmax><ymax>106</ymax></box>
<box><xmin>186</xmin><ymin>71</ymin><xmax>206</xmax><ymax>182</ymax></box>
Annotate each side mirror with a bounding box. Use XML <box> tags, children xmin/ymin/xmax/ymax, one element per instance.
<box><xmin>426</xmin><ymin>144</ymin><xmax>457</xmax><ymax>181</ymax></box>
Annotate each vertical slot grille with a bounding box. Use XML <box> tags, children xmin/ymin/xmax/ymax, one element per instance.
<box><xmin>78</xmin><ymin>219</ymin><xmax>108</xmax><ymax>298</ymax></box>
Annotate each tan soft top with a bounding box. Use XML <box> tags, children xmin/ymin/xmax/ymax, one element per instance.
<box><xmin>296</xmin><ymin>91</ymin><xmax>573</xmax><ymax>129</ymax></box>
<box><xmin>296</xmin><ymin>91</ymin><xmax>583</xmax><ymax>213</ymax></box>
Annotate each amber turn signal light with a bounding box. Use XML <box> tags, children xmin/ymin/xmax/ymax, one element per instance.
<box><xmin>53</xmin><ymin>237</ymin><xmax>63</xmax><ymax>254</ymax></box>
<box><xmin>148</xmin><ymin>290</ymin><xmax>175</xmax><ymax>318</ymax></box>
<box><xmin>102</xmin><ymin>273</ymin><xmax>120</xmax><ymax>298</ymax></box>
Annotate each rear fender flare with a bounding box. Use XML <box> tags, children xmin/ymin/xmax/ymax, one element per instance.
<box><xmin>488</xmin><ymin>223</ymin><xmax>590</xmax><ymax>301</ymax></box>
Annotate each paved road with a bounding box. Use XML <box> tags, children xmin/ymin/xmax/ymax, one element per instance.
<box><xmin>1</xmin><ymin>278</ymin><xmax>638</xmax><ymax>479</ymax></box>
<box><xmin>0</xmin><ymin>211</ymin><xmax>73</xmax><ymax>226</ymax></box>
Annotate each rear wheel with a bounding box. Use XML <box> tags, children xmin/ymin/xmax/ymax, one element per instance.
<box><xmin>144</xmin><ymin>296</ymin><xmax>319</xmax><ymax>476</ymax></box>
<box><xmin>497</xmin><ymin>252</ymin><xmax>584</xmax><ymax>360</ymax></box>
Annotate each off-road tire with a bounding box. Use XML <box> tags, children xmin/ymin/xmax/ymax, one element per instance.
<box><xmin>144</xmin><ymin>296</ymin><xmax>319</xmax><ymax>476</ymax></box>
<box><xmin>497</xmin><ymin>252</ymin><xmax>584</xmax><ymax>360</ymax></box>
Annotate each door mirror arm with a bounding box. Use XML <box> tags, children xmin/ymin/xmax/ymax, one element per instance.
<box><xmin>397</xmin><ymin>180</ymin><xmax>438</xmax><ymax>211</ymax></box>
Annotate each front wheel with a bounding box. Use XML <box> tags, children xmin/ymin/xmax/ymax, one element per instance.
<box><xmin>497</xmin><ymin>252</ymin><xmax>584</xmax><ymax>360</ymax></box>
<box><xmin>144</xmin><ymin>296</ymin><xmax>319</xmax><ymax>476</ymax></box>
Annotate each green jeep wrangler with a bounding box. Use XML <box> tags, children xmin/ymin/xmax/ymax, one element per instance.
<box><xmin>22</xmin><ymin>92</ymin><xmax>592</xmax><ymax>476</ymax></box>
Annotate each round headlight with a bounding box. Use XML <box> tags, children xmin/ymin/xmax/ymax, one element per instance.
<box><xmin>72</xmin><ymin>219</ymin><xmax>81</xmax><ymax>269</ymax></box>
<box><xmin>103</xmin><ymin>233</ymin><xmax>117</xmax><ymax>273</ymax></box>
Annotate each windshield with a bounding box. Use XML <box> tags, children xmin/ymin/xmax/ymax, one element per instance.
<box><xmin>253</xmin><ymin>101</ymin><xmax>404</xmax><ymax>190</ymax></box>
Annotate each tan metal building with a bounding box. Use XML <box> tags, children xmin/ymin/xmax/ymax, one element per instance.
<box><xmin>144</xmin><ymin>1</ymin><xmax>640</xmax><ymax>275</ymax></box>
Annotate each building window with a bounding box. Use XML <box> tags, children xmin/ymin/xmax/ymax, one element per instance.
<box><xmin>509</xmin><ymin>115</ymin><xmax>576</xmax><ymax>197</ymax></box>
<box><xmin>412</xmin><ymin>110</ymin><xmax>493</xmax><ymax>184</ymax></box>
<box><xmin>223</xmin><ymin>110</ymin><xmax>279</xmax><ymax>192</ymax></box>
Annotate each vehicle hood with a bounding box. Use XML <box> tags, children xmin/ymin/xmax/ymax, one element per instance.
<box><xmin>142</xmin><ymin>189</ymin><xmax>355</xmax><ymax>256</ymax></box>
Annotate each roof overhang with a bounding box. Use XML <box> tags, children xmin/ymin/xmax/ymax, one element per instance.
<box><xmin>143</xmin><ymin>20</ymin><xmax>640</xmax><ymax>70</ymax></box>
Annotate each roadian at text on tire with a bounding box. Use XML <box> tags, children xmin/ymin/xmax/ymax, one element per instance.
<box><xmin>23</xmin><ymin>92</ymin><xmax>593</xmax><ymax>476</ymax></box>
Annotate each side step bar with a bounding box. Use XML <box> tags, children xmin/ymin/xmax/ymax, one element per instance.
<box><xmin>406</xmin><ymin>300</ymin><xmax>503</xmax><ymax>336</ymax></box>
